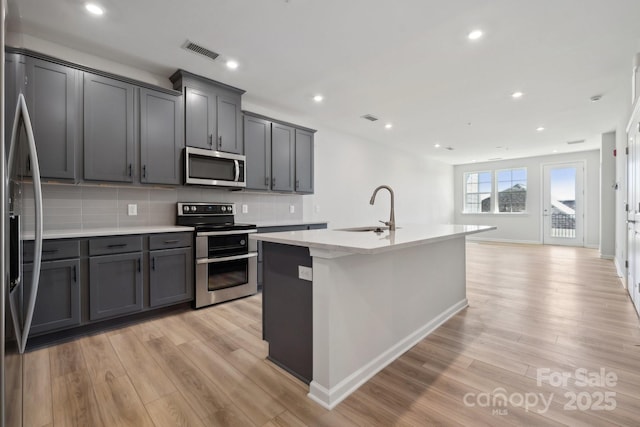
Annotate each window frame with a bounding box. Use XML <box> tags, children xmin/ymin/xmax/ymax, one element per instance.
<box><xmin>495</xmin><ymin>167</ymin><xmax>528</xmax><ymax>213</ymax></box>
<box><xmin>463</xmin><ymin>170</ymin><xmax>493</xmax><ymax>214</ymax></box>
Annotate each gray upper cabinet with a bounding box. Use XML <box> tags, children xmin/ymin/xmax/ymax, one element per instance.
<box><xmin>171</xmin><ymin>70</ymin><xmax>245</xmax><ymax>155</ymax></box>
<box><xmin>185</xmin><ymin>87</ymin><xmax>216</xmax><ymax>150</ymax></box>
<box><xmin>25</xmin><ymin>56</ymin><xmax>80</xmax><ymax>180</ymax></box>
<box><xmin>140</xmin><ymin>88</ymin><xmax>183</xmax><ymax>185</ymax></box>
<box><xmin>217</xmin><ymin>94</ymin><xmax>243</xmax><ymax>153</ymax></box>
<box><xmin>271</xmin><ymin>123</ymin><xmax>295</xmax><ymax>192</ymax></box>
<box><xmin>295</xmin><ymin>129</ymin><xmax>314</xmax><ymax>193</ymax></box>
<box><xmin>84</xmin><ymin>72</ymin><xmax>135</xmax><ymax>182</ymax></box>
<box><xmin>244</xmin><ymin>115</ymin><xmax>271</xmax><ymax>190</ymax></box>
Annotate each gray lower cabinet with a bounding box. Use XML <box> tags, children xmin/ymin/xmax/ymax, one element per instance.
<box><xmin>89</xmin><ymin>252</ymin><xmax>143</xmax><ymax>321</ymax></box>
<box><xmin>149</xmin><ymin>247</ymin><xmax>193</xmax><ymax>307</ymax></box>
<box><xmin>294</xmin><ymin>129</ymin><xmax>314</xmax><ymax>193</ymax></box>
<box><xmin>140</xmin><ymin>88</ymin><xmax>183</xmax><ymax>185</ymax></box>
<box><xmin>271</xmin><ymin>123</ymin><xmax>295</xmax><ymax>192</ymax></box>
<box><xmin>25</xmin><ymin>56</ymin><xmax>80</xmax><ymax>180</ymax></box>
<box><xmin>24</xmin><ymin>259</ymin><xmax>81</xmax><ymax>336</ymax></box>
<box><xmin>84</xmin><ymin>72</ymin><xmax>135</xmax><ymax>182</ymax></box>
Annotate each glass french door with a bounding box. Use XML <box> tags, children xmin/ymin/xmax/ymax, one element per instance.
<box><xmin>542</xmin><ymin>162</ymin><xmax>584</xmax><ymax>246</ymax></box>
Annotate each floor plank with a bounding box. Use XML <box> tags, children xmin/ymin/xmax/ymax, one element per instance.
<box><xmin>30</xmin><ymin>243</ymin><xmax>640</xmax><ymax>426</ymax></box>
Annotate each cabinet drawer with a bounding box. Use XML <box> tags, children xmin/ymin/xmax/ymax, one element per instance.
<box><xmin>89</xmin><ymin>235</ymin><xmax>142</xmax><ymax>256</ymax></box>
<box><xmin>23</xmin><ymin>239</ymin><xmax>80</xmax><ymax>262</ymax></box>
<box><xmin>149</xmin><ymin>232</ymin><xmax>192</xmax><ymax>250</ymax></box>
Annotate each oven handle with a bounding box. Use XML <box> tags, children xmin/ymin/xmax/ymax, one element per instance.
<box><xmin>196</xmin><ymin>252</ymin><xmax>258</xmax><ymax>264</ymax></box>
<box><xmin>197</xmin><ymin>229</ymin><xmax>257</xmax><ymax>237</ymax></box>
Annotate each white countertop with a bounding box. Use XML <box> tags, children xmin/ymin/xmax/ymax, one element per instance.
<box><xmin>255</xmin><ymin>220</ymin><xmax>329</xmax><ymax>228</ymax></box>
<box><xmin>24</xmin><ymin>226</ymin><xmax>195</xmax><ymax>240</ymax></box>
<box><xmin>250</xmin><ymin>224</ymin><xmax>496</xmax><ymax>255</ymax></box>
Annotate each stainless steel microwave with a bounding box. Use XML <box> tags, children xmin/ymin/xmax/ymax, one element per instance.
<box><xmin>184</xmin><ymin>147</ymin><xmax>246</xmax><ymax>188</ymax></box>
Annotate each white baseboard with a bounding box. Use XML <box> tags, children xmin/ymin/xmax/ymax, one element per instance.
<box><xmin>307</xmin><ymin>298</ymin><xmax>469</xmax><ymax>410</ymax></box>
<box><xmin>599</xmin><ymin>253</ymin><xmax>614</xmax><ymax>260</ymax></box>
<box><xmin>466</xmin><ymin>236</ymin><xmax>541</xmax><ymax>245</ymax></box>
<box><xmin>614</xmin><ymin>258</ymin><xmax>626</xmax><ymax>283</ymax></box>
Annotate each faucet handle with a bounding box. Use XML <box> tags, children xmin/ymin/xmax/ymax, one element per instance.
<box><xmin>379</xmin><ymin>220</ymin><xmax>390</xmax><ymax>226</ymax></box>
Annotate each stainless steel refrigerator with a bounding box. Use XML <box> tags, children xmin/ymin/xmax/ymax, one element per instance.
<box><xmin>2</xmin><ymin>0</ymin><xmax>45</xmax><ymax>424</ymax></box>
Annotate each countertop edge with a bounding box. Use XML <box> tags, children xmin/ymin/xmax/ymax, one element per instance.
<box><xmin>25</xmin><ymin>226</ymin><xmax>195</xmax><ymax>240</ymax></box>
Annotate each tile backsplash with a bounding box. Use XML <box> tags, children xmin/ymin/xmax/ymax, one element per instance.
<box><xmin>21</xmin><ymin>183</ymin><xmax>305</xmax><ymax>231</ymax></box>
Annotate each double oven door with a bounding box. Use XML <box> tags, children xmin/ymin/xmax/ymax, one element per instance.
<box><xmin>195</xmin><ymin>229</ymin><xmax>258</xmax><ymax>308</ymax></box>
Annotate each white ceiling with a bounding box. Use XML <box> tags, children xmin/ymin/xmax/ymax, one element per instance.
<box><xmin>7</xmin><ymin>0</ymin><xmax>640</xmax><ymax>164</ymax></box>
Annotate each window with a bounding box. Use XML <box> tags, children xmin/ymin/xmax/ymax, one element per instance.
<box><xmin>464</xmin><ymin>171</ymin><xmax>492</xmax><ymax>213</ymax></box>
<box><xmin>463</xmin><ymin>167</ymin><xmax>527</xmax><ymax>213</ymax></box>
<box><xmin>496</xmin><ymin>168</ymin><xmax>527</xmax><ymax>212</ymax></box>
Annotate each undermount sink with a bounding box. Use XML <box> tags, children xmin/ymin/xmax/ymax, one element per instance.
<box><xmin>338</xmin><ymin>226</ymin><xmax>400</xmax><ymax>232</ymax></box>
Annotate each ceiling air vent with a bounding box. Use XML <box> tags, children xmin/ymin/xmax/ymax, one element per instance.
<box><xmin>444</xmin><ymin>146</ymin><xmax>455</xmax><ymax>151</ymax></box>
<box><xmin>361</xmin><ymin>114</ymin><xmax>379</xmax><ymax>122</ymax></box>
<box><xmin>567</xmin><ymin>140</ymin><xmax>585</xmax><ymax>145</ymax></box>
<box><xmin>183</xmin><ymin>40</ymin><xmax>220</xmax><ymax>62</ymax></box>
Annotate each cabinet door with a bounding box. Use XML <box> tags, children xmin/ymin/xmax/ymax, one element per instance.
<box><xmin>295</xmin><ymin>129</ymin><xmax>314</xmax><ymax>193</ymax></box>
<box><xmin>271</xmin><ymin>123</ymin><xmax>295</xmax><ymax>192</ymax></box>
<box><xmin>185</xmin><ymin>87</ymin><xmax>216</xmax><ymax>150</ymax></box>
<box><xmin>84</xmin><ymin>72</ymin><xmax>135</xmax><ymax>182</ymax></box>
<box><xmin>149</xmin><ymin>247</ymin><xmax>193</xmax><ymax>307</ymax></box>
<box><xmin>24</xmin><ymin>259</ymin><xmax>81</xmax><ymax>336</ymax></box>
<box><xmin>216</xmin><ymin>94</ymin><xmax>243</xmax><ymax>154</ymax></box>
<box><xmin>140</xmin><ymin>88</ymin><xmax>183</xmax><ymax>185</ymax></box>
<box><xmin>244</xmin><ymin>115</ymin><xmax>271</xmax><ymax>190</ymax></box>
<box><xmin>89</xmin><ymin>252</ymin><xmax>143</xmax><ymax>320</ymax></box>
<box><xmin>25</xmin><ymin>57</ymin><xmax>79</xmax><ymax>180</ymax></box>
<box><xmin>4</xmin><ymin>53</ymin><xmax>24</xmax><ymax>157</ymax></box>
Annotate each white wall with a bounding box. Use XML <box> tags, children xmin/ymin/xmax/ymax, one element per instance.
<box><xmin>454</xmin><ymin>150</ymin><xmax>601</xmax><ymax>247</ymax></box>
<box><xmin>12</xmin><ymin>35</ymin><xmax>455</xmax><ymax>230</ymax></box>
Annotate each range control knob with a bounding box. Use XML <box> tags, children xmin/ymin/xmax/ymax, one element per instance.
<box><xmin>191</xmin><ymin>206</ymin><xmax>197</xmax><ymax>212</ymax></box>
<box><xmin>227</xmin><ymin>205</ymin><xmax>233</xmax><ymax>212</ymax></box>
<box><xmin>183</xmin><ymin>205</ymin><xmax>189</xmax><ymax>212</ymax></box>
<box><xmin>221</xmin><ymin>206</ymin><xmax>227</xmax><ymax>212</ymax></box>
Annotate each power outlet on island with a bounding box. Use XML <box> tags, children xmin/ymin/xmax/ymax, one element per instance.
<box><xmin>242</xmin><ymin>204</ymin><xmax>248</xmax><ymax>214</ymax></box>
<box><xmin>289</xmin><ymin>205</ymin><xmax>295</xmax><ymax>214</ymax></box>
<box><xmin>298</xmin><ymin>266</ymin><xmax>313</xmax><ymax>282</ymax></box>
<box><xmin>127</xmin><ymin>204</ymin><xmax>138</xmax><ymax>216</ymax></box>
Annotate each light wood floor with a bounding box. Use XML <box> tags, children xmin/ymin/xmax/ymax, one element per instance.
<box><xmin>23</xmin><ymin>242</ymin><xmax>640</xmax><ymax>426</ymax></box>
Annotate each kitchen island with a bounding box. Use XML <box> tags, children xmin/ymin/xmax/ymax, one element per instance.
<box><xmin>251</xmin><ymin>224</ymin><xmax>495</xmax><ymax>409</ymax></box>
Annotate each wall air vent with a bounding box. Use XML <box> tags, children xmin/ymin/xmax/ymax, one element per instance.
<box><xmin>567</xmin><ymin>140</ymin><xmax>585</xmax><ymax>145</ymax></box>
<box><xmin>183</xmin><ymin>40</ymin><xmax>220</xmax><ymax>62</ymax></box>
<box><xmin>361</xmin><ymin>114</ymin><xmax>379</xmax><ymax>122</ymax></box>
<box><xmin>444</xmin><ymin>146</ymin><xmax>455</xmax><ymax>151</ymax></box>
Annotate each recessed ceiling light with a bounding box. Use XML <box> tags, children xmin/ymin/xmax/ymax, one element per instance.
<box><xmin>511</xmin><ymin>91</ymin><xmax>524</xmax><ymax>99</ymax></box>
<box><xmin>536</xmin><ymin>127</ymin><xmax>545</xmax><ymax>132</ymax></box>
<box><xmin>434</xmin><ymin>144</ymin><xmax>441</xmax><ymax>148</ymax></box>
<box><xmin>225</xmin><ymin>60</ymin><xmax>239</xmax><ymax>70</ymax></box>
<box><xmin>468</xmin><ymin>30</ymin><xmax>483</xmax><ymax>40</ymax></box>
<box><xmin>313</xmin><ymin>94</ymin><xmax>323</xmax><ymax>102</ymax></box>
<box><xmin>385</xmin><ymin>123</ymin><xmax>393</xmax><ymax>129</ymax></box>
<box><xmin>553</xmin><ymin>150</ymin><xmax>558</xmax><ymax>153</ymax></box>
<box><xmin>590</xmin><ymin>94</ymin><xmax>602</xmax><ymax>102</ymax></box>
<box><xmin>85</xmin><ymin>3</ymin><xmax>104</xmax><ymax>15</ymax></box>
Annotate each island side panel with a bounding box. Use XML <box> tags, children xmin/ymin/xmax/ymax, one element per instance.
<box><xmin>309</xmin><ymin>236</ymin><xmax>468</xmax><ymax>409</ymax></box>
<box><xmin>262</xmin><ymin>241</ymin><xmax>313</xmax><ymax>384</ymax></box>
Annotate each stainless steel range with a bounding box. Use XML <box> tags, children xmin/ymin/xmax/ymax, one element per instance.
<box><xmin>177</xmin><ymin>202</ymin><xmax>257</xmax><ymax>308</ymax></box>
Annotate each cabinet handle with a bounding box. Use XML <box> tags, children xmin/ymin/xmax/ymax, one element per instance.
<box><xmin>26</xmin><ymin>156</ymin><xmax>31</xmax><ymax>172</ymax></box>
<box><xmin>137</xmin><ymin>258</ymin><xmax>141</xmax><ymax>272</ymax></box>
<box><xmin>152</xmin><ymin>257</ymin><xmax>156</xmax><ymax>271</ymax></box>
<box><xmin>265</xmin><ymin>176</ymin><xmax>269</xmax><ymax>187</ymax></box>
<box><xmin>72</xmin><ymin>265</ymin><xmax>77</xmax><ymax>282</ymax></box>
<box><xmin>163</xmin><ymin>239</ymin><xmax>179</xmax><ymax>244</ymax></box>
<box><xmin>272</xmin><ymin>177</ymin><xmax>275</xmax><ymax>186</ymax></box>
<box><xmin>128</xmin><ymin>164</ymin><xmax>132</xmax><ymax>177</ymax></box>
<box><xmin>218</xmin><ymin>136</ymin><xmax>222</xmax><ymax>149</ymax></box>
<box><xmin>209</xmin><ymin>134</ymin><xmax>213</xmax><ymax>146</ymax></box>
<box><xmin>142</xmin><ymin>165</ymin><xmax>146</xmax><ymax>179</ymax></box>
<box><xmin>296</xmin><ymin>179</ymin><xmax>300</xmax><ymax>189</ymax></box>
<box><xmin>107</xmin><ymin>243</ymin><xmax>127</xmax><ymax>249</ymax></box>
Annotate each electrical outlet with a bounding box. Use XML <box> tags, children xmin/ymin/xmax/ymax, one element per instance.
<box><xmin>298</xmin><ymin>266</ymin><xmax>313</xmax><ymax>281</ymax></box>
<box><xmin>127</xmin><ymin>204</ymin><xmax>137</xmax><ymax>216</ymax></box>
<box><xmin>289</xmin><ymin>205</ymin><xmax>295</xmax><ymax>214</ymax></box>
<box><xmin>242</xmin><ymin>204</ymin><xmax>248</xmax><ymax>214</ymax></box>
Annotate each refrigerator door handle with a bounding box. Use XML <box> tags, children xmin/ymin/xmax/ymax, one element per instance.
<box><xmin>8</xmin><ymin>93</ymin><xmax>44</xmax><ymax>354</ymax></box>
